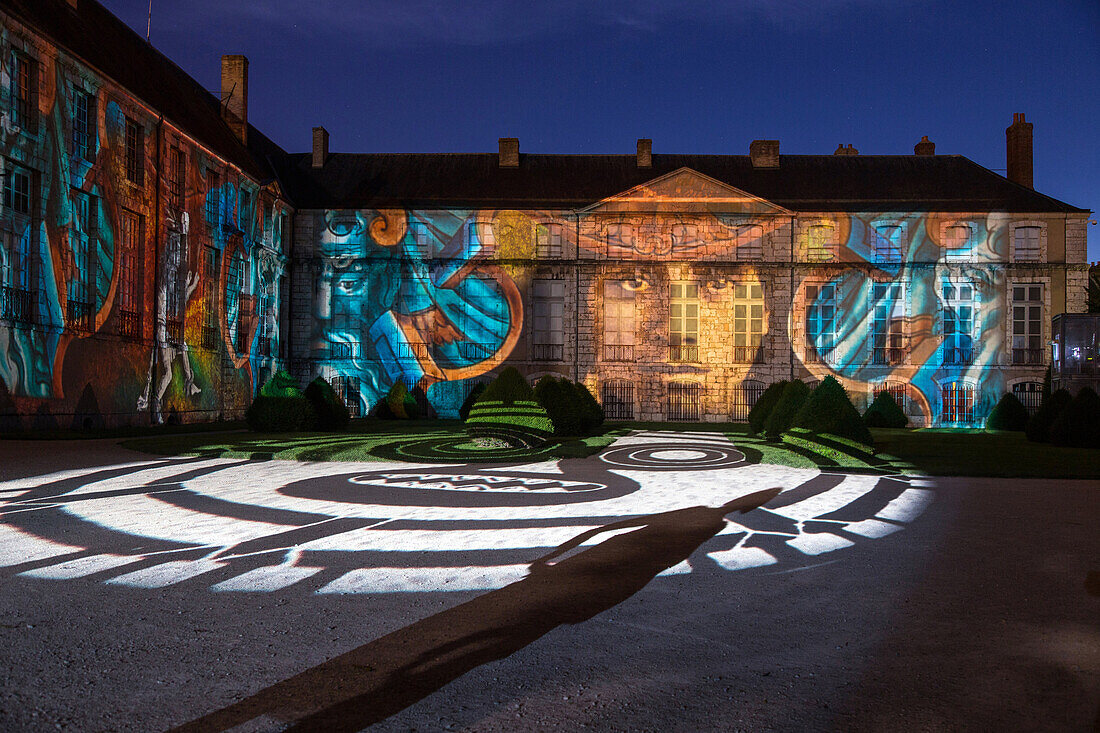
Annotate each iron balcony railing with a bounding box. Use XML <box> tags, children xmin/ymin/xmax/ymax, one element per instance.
<box><xmin>943</xmin><ymin>348</ymin><xmax>974</xmax><ymax>366</ymax></box>
<box><xmin>118</xmin><ymin>309</ymin><xmax>141</xmax><ymax>341</ymax></box>
<box><xmin>532</xmin><ymin>343</ymin><xmax>563</xmax><ymax>361</ymax></box>
<box><xmin>871</xmin><ymin>347</ymin><xmax>907</xmax><ymax>366</ymax></box>
<box><xmin>669</xmin><ymin>344</ymin><xmax>699</xmax><ymax>363</ymax></box>
<box><xmin>66</xmin><ymin>298</ymin><xmax>92</xmax><ymax>333</ymax></box>
<box><xmin>732</xmin><ymin>345</ymin><xmax>765</xmax><ymax>363</ymax></box>
<box><xmin>804</xmin><ymin>345</ymin><xmax>834</xmax><ymax>364</ymax></box>
<box><xmin>166</xmin><ymin>318</ymin><xmax>184</xmax><ymax>345</ymax></box>
<box><xmin>0</xmin><ymin>285</ymin><xmax>32</xmax><ymax>323</ymax></box>
<box><xmin>1012</xmin><ymin>348</ymin><xmax>1045</xmax><ymax>365</ymax></box>
<box><xmin>201</xmin><ymin>325</ymin><xmax>219</xmax><ymax>351</ymax></box>
<box><xmin>603</xmin><ymin>344</ymin><xmax>634</xmax><ymax>362</ymax></box>
<box><xmin>397</xmin><ymin>342</ymin><xmax>431</xmax><ymax>360</ymax></box>
<box><xmin>457</xmin><ymin>342</ymin><xmax>493</xmax><ymax>361</ymax></box>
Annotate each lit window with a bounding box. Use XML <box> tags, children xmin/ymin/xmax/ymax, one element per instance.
<box><xmin>941</xmin><ymin>381</ymin><xmax>974</xmax><ymax>423</ymax></box>
<box><xmin>603</xmin><ymin>280</ymin><xmax>635</xmax><ymax>362</ymax></box>
<box><xmin>805</xmin><ymin>284</ymin><xmax>836</xmax><ymax>364</ymax></box>
<box><xmin>125</xmin><ymin>117</ymin><xmax>144</xmax><ymax>186</ymax></box>
<box><xmin>806</xmin><ymin>224</ymin><xmax>833</xmax><ymax>262</ymax></box>
<box><xmin>942</xmin><ymin>280</ymin><xmax>975</xmax><ymax>365</ymax></box>
<box><xmin>873</xmin><ymin>225</ymin><xmax>903</xmax><ymax>263</ymax></box>
<box><xmin>732</xmin><ymin>282</ymin><xmax>765</xmax><ymax>362</ymax></box>
<box><xmin>871</xmin><ymin>283</ymin><xmax>905</xmax><ymax>365</ymax></box>
<box><xmin>1013</xmin><ymin>226</ymin><xmax>1040</xmax><ymax>261</ymax></box>
<box><xmin>532</xmin><ymin>279</ymin><xmax>565</xmax><ymax>361</ymax></box>
<box><xmin>536</xmin><ymin>222</ymin><xmax>562</xmax><ymax>258</ymax></box>
<box><xmin>1011</xmin><ymin>285</ymin><xmax>1043</xmax><ymax>365</ymax></box>
<box><xmin>944</xmin><ymin>225</ymin><xmax>971</xmax><ymax>261</ymax></box>
<box><xmin>669</xmin><ymin>282</ymin><xmax>699</xmax><ymax>362</ymax></box>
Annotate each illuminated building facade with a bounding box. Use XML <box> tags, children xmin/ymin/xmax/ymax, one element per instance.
<box><xmin>0</xmin><ymin>0</ymin><xmax>1091</xmax><ymax>429</ymax></box>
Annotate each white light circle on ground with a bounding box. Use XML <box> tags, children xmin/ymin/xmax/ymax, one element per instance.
<box><xmin>649</xmin><ymin>450</ymin><xmax>709</xmax><ymax>460</ymax></box>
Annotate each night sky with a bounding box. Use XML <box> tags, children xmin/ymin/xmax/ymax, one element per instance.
<box><xmin>100</xmin><ymin>0</ymin><xmax>1099</xmax><ymax>259</ymax></box>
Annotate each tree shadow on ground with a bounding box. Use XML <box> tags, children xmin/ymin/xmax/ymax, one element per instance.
<box><xmin>169</xmin><ymin>488</ymin><xmax>781</xmax><ymax>733</ymax></box>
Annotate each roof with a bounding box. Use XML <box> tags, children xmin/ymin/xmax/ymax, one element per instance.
<box><xmin>1</xmin><ymin>0</ymin><xmax>285</xmax><ymax>182</ymax></box>
<box><xmin>274</xmin><ymin>152</ymin><xmax>1089</xmax><ymax>214</ymax></box>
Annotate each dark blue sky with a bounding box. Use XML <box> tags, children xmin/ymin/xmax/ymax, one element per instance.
<box><xmin>103</xmin><ymin>0</ymin><xmax>1099</xmax><ymax>259</ymax></box>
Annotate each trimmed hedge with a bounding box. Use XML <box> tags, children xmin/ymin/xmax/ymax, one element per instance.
<box><xmin>1025</xmin><ymin>388</ymin><xmax>1072</xmax><ymax>443</ymax></box>
<box><xmin>571</xmin><ymin>380</ymin><xmax>605</xmax><ymax>433</ymax></box>
<box><xmin>764</xmin><ymin>380</ymin><xmax>810</xmax><ymax>440</ymax></box>
<box><xmin>863</xmin><ymin>390</ymin><xmax>909</xmax><ymax>429</ymax></box>
<box><xmin>985</xmin><ymin>392</ymin><xmax>1029</xmax><ymax>432</ymax></box>
<box><xmin>260</xmin><ymin>370</ymin><xmax>303</xmax><ymax>398</ymax></box>
<box><xmin>248</xmin><ymin>372</ymin><xmax>314</xmax><ymax>432</ymax></box>
<box><xmin>376</xmin><ymin>381</ymin><xmax>420</xmax><ymax>420</ymax></box>
<box><xmin>459</xmin><ymin>382</ymin><xmax>486</xmax><ymax>421</ymax></box>
<box><xmin>793</xmin><ymin>376</ymin><xmax>873</xmax><ymax>446</ymax></box>
<box><xmin>748</xmin><ymin>381</ymin><xmax>788</xmax><ymax>434</ymax></box>
<box><xmin>1049</xmin><ymin>387</ymin><xmax>1100</xmax><ymax>449</ymax></box>
<box><xmin>304</xmin><ymin>377</ymin><xmax>350</xmax><ymax>431</ymax></box>
<box><xmin>535</xmin><ymin>376</ymin><xmax>580</xmax><ymax>436</ymax></box>
<box><xmin>465</xmin><ymin>367</ymin><xmax>554</xmax><ymax>447</ymax></box>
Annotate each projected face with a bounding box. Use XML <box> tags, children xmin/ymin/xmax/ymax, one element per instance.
<box><xmin>0</xmin><ymin>432</ymin><xmax>932</xmax><ymax>595</ymax></box>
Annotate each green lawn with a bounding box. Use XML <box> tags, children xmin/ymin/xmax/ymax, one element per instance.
<box><xmin>116</xmin><ymin>419</ymin><xmax>1099</xmax><ymax>479</ymax></box>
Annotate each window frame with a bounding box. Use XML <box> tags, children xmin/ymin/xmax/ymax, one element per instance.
<box><xmin>10</xmin><ymin>50</ymin><xmax>37</xmax><ymax>134</ymax></box>
<box><xmin>669</xmin><ymin>281</ymin><xmax>700</xmax><ymax>362</ymax></box>
<box><xmin>731</xmin><ymin>281</ymin><xmax>766</xmax><ymax>363</ymax></box>
<box><xmin>531</xmin><ymin>278</ymin><xmax>565</xmax><ymax>361</ymax></box>
<box><xmin>71</xmin><ymin>85</ymin><xmax>96</xmax><ymax>162</ymax></box>
<box><xmin>124</xmin><ymin>116</ymin><xmax>144</xmax><ymax>187</ymax></box>
<box><xmin>1011</xmin><ymin>283</ymin><xmax>1044</xmax><ymax>365</ymax></box>
<box><xmin>602</xmin><ymin>279</ymin><xmax>636</xmax><ymax>362</ymax></box>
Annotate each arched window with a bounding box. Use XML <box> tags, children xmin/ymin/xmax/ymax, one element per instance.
<box><xmin>667</xmin><ymin>382</ymin><xmax>703</xmax><ymax>422</ymax></box>
<box><xmin>602</xmin><ymin>380</ymin><xmax>634</xmax><ymax>420</ymax></box>
<box><xmin>1012</xmin><ymin>381</ymin><xmax>1044</xmax><ymax>416</ymax></box>
<box><xmin>941</xmin><ymin>381</ymin><xmax>974</xmax><ymax>423</ymax></box>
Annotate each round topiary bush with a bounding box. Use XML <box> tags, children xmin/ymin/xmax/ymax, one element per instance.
<box><xmin>573</xmin><ymin>380</ymin><xmax>605</xmax><ymax>431</ymax></box>
<box><xmin>247</xmin><ymin>372</ymin><xmax>315</xmax><ymax>432</ymax></box>
<box><xmin>459</xmin><ymin>382</ymin><xmax>486</xmax><ymax>421</ymax></box>
<box><xmin>792</xmin><ymin>375</ymin><xmax>873</xmax><ymax>446</ymax></box>
<box><xmin>304</xmin><ymin>376</ymin><xmax>350</xmax><ymax>431</ymax></box>
<box><xmin>1025</xmin><ymin>388</ymin><xmax>1072</xmax><ymax>443</ymax></box>
<box><xmin>376</xmin><ymin>381</ymin><xmax>419</xmax><ymax>420</ymax></box>
<box><xmin>748</xmin><ymin>381</ymin><xmax>788</xmax><ymax>435</ymax></box>
<box><xmin>764</xmin><ymin>380</ymin><xmax>810</xmax><ymax>441</ymax></box>
<box><xmin>863</xmin><ymin>390</ymin><xmax>909</xmax><ymax>429</ymax></box>
<box><xmin>985</xmin><ymin>392</ymin><xmax>1029</xmax><ymax>432</ymax></box>
<box><xmin>1048</xmin><ymin>387</ymin><xmax>1100</xmax><ymax>448</ymax></box>
<box><xmin>465</xmin><ymin>367</ymin><xmax>554</xmax><ymax>447</ymax></box>
<box><xmin>535</xmin><ymin>376</ymin><xmax>580</xmax><ymax>437</ymax></box>
<box><xmin>260</xmin><ymin>369</ymin><xmax>303</xmax><ymax>398</ymax></box>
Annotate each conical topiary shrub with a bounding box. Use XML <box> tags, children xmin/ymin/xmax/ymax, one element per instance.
<box><xmin>748</xmin><ymin>381</ymin><xmax>788</xmax><ymax>435</ymax></box>
<box><xmin>573</xmin><ymin>380</ymin><xmax>605</xmax><ymax>431</ymax></box>
<box><xmin>1025</xmin><ymin>388</ymin><xmax>1072</xmax><ymax>443</ymax></box>
<box><xmin>985</xmin><ymin>392</ymin><xmax>1029</xmax><ymax>432</ymax></box>
<box><xmin>535</xmin><ymin>375</ymin><xmax>580</xmax><ymax>437</ymax></box>
<box><xmin>304</xmin><ymin>376</ymin><xmax>350</xmax><ymax>431</ymax></box>
<box><xmin>465</xmin><ymin>367</ymin><xmax>553</xmax><ymax>447</ymax></box>
<box><xmin>764</xmin><ymin>380</ymin><xmax>810</xmax><ymax>441</ymax></box>
<box><xmin>459</xmin><ymin>382</ymin><xmax>486</xmax><ymax>421</ymax></box>
<box><xmin>247</xmin><ymin>371</ymin><xmax>315</xmax><ymax>432</ymax></box>
<box><xmin>1048</xmin><ymin>387</ymin><xmax>1100</xmax><ymax>448</ymax></box>
<box><xmin>792</xmin><ymin>375</ymin><xmax>873</xmax><ymax>446</ymax></box>
<box><xmin>863</xmin><ymin>390</ymin><xmax>909</xmax><ymax>429</ymax></box>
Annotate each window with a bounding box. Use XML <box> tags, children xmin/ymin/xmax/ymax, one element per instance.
<box><xmin>942</xmin><ymin>281</ymin><xmax>975</xmax><ymax>365</ymax></box>
<box><xmin>205</xmin><ymin>169</ymin><xmax>220</xmax><ymax>229</ymax></box>
<box><xmin>257</xmin><ymin>285</ymin><xmax>274</xmax><ymax>357</ymax></box>
<box><xmin>607</xmin><ymin>221</ymin><xmax>634</xmax><ymax>258</ymax></box>
<box><xmin>944</xmin><ymin>225</ymin><xmax>971</xmax><ymax>261</ymax></box>
<box><xmin>879</xmin><ymin>381</ymin><xmax>910</xmax><ymax>415</ymax></box>
<box><xmin>669</xmin><ymin>282</ymin><xmax>699</xmax><ymax>362</ymax></box>
<box><xmin>118</xmin><ymin>210</ymin><xmax>142</xmax><ymax>340</ymax></box>
<box><xmin>67</xmin><ymin>190</ymin><xmax>95</xmax><ymax>332</ymax></box>
<box><xmin>532</xmin><ymin>279</ymin><xmax>564</xmax><ymax>360</ymax></box>
<box><xmin>536</xmin><ymin>222</ymin><xmax>562</xmax><ymax>258</ymax></box>
<box><xmin>125</xmin><ymin>117</ymin><xmax>143</xmax><ymax>186</ymax></box>
<box><xmin>72</xmin><ymin>88</ymin><xmax>95</xmax><ymax>161</ymax></box>
<box><xmin>465</xmin><ymin>220</ymin><xmax>494</xmax><ymax>257</ymax></box>
<box><xmin>873</xmin><ymin>225</ymin><xmax>903</xmax><ymax>263</ymax></box>
<box><xmin>1012</xmin><ymin>284</ymin><xmax>1043</xmax><ymax>365</ymax></box>
<box><xmin>736</xmin><ymin>225</ymin><xmax>763</xmax><ymax>261</ymax></box>
<box><xmin>871</xmin><ymin>283</ymin><xmax>905</xmax><ymax>365</ymax></box>
<box><xmin>941</xmin><ymin>381</ymin><xmax>974</xmax><ymax>423</ymax></box>
<box><xmin>603</xmin><ymin>280</ymin><xmax>635</xmax><ymax>361</ymax></box>
<box><xmin>730</xmin><ymin>379</ymin><xmax>766</xmax><ymax>421</ymax></box>
<box><xmin>601</xmin><ymin>380</ymin><xmax>634</xmax><ymax>420</ymax></box>
<box><xmin>732</xmin><ymin>282</ymin><xmax>765</xmax><ymax>362</ymax></box>
<box><xmin>805</xmin><ymin>284</ymin><xmax>836</xmax><ymax>364</ymax></box>
<box><xmin>200</xmin><ymin>246</ymin><xmax>218</xmax><ymax>349</ymax></box>
<box><xmin>806</xmin><ymin>224</ymin><xmax>833</xmax><ymax>262</ymax></box>
<box><xmin>1013</xmin><ymin>226</ymin><xmax>1040</xmax><ymax>262</ymax></box>
<box><xmin>1012</xmin><ymin>382</ymin><xmax>1043</xmax><ymax>416</ymax></box>
<box><xmin>10</xmin><ymin>51</ymin><xmax>37</xmax><ymax>133</ymax></box>
<box><xmin>667</xmin><ymin>382</ymin><xmax>702</xmax><ymax>422</ymax></box>
<box><xmin>227</xmin><ymin>249</ymin><xmax>248</xmax><ymax>353</ymax></box>
<box><xmin>239</xmin><ymin>187</ymin><xmax>252</xmax><ymax>233</ymax></box>
<box><xmin>3</xmin><ymin>166</ymin><xmax>31</xmax><ymax>214</ymax></box>
<box><xmin>0</xmin><ymin>226</ymin><xmax>32</xmax><ymax>324</ymax></box>
<box><xmin>333</xmin><ymin>376</ymin><xmax>361</xmax><ymax>417</ymax></box>
<box><xmin>671</xmin><ymin>223</ymin><xmax>697</xmax><ymax>253</ymax></box>
<box><xmin>168</xmin><ymin>147</ymin><xmax>184</xmax><ymax>209</ymax></box>
<box><xmin>409</xmin><ymin>221</ymin><xmax>431</xmax><ymax>258</ymax></box>
<box><xmin>163</xmin><ymin>232</ymin><xmax>184</xmax><ymax>344</ymax></box>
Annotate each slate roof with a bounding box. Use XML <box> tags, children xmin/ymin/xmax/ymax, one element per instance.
<box><xmin>273</xmin><ymin>152</ymin><xmax>1088</xmax><ymax>213</ymax></box>
<box><xmin>2</xmin><ymin>0</ymin><xmax>284</xmax><ymax>182</ymax></box>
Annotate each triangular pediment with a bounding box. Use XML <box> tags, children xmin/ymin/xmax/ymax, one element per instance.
<box><xmin>579</xmin><ymin>167</ymin><xmax>790</xmax><ymax>215</ymax></box>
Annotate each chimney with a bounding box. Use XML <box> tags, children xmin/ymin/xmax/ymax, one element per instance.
<box><xmin>749</xmin><ymin>139</ymin><xmax>779</xmax><ymax>168</ymax></box>
<box><xmin>833</xmin><ymin>143</ymin><xmax>859</xmax><ymax>156</ymax></box>
<box><xmin>914</xmin><ymin>135</ymin><xmax>935</xmax><ymax>156</ymax></box>
<box><xmin>498</xmin><ymin>137</ymin><xmax>519</xmax><ymax>168</ymax></box>
<box><xmin>312</xmin><ymin>127</ymin><xmax>329</xmax><ymax>168</ymax></box>
<box><xmin>220</xmin><ymin>55</ymin><xmax>248</xmax><ymax>144</ymax></box>
<box><xmin>1006</xmin><ymin>112</ymin><xmax>1033</xmax><ymax>188</ymax></box>
<box><xmin>636</xmin><ymin>138</ymin><xmax>652</xmax><ymax>168</ymax></box>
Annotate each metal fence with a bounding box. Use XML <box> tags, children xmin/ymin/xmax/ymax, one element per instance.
<box><xmin>729</xmin><ymin>380</ymin><xmax>766</xmax><ymax>421</ymax></box>
<box><xmin>1013</xmin><ymin>382</ymin><xmax>1044</xmax><ymax>416</ymax></box>
<box><xmin>601</xmin><ymin>380</ymin><xmax>634</xmax><ymax>420</ymax></box>
<box><xmin>667</xmin><ymin>382</ymin><xmax>703</xmax><ymax>422</ymax></box>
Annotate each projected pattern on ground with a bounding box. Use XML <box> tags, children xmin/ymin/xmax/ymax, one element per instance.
<box><xmin>0</xmin><ymin>433</ymin><xmax>932</xmax><ymax>594</ymax></box>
